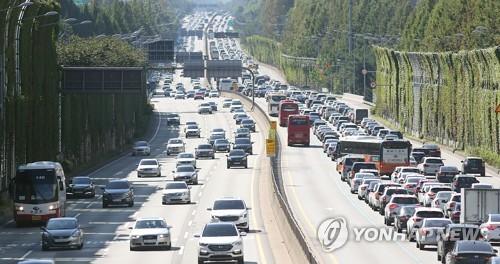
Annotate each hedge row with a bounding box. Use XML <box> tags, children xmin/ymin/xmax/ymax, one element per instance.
<box><xmin>374</xmin><ymin>46</ymin><xmax>500</xmax><ymax>167</ymax></box>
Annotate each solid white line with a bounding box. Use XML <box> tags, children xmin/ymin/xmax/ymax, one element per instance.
<box><xmin>184</xmin><ymin>232</ymin><xmax>189</xmax><ymax>239</ymax></box>
<box><xmin>188</xmin><ymin>220</ymin><xmax>192</xmax><ymax>226</ymax></box>
<box><xmin>73</xmin><ymin>213</ymin><xmax>81</xmax><ymax>218</ymax></box>
<box><xmin>178</xmin><ymin>246</ymin><xmax>184</xmax><ymax>255</ymax></box>
<box><xmin>198</xmin><ymin>192</ymin><xmax>202</xmax><ymax>197</ymax></box>
<box><xmin>20</xmin><ymin>250</ymin><xmax>32</xmax><ymax>259</ymax></box>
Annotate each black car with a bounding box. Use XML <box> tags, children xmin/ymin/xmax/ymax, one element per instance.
<box><xmin>166</xmin><ymin>113</ymin><xmax>180</xmax><ymax>126</ymax></box>
<box><xmin>461</xmin><ymin>157</ymin><xmax>486</xmax><ymax>176</ymax></box>
<box><xmin>195</xmin><ymin>144</ymin><xmax>215</xmax><ymax>159</ymax></box>
<box><xmin>393</xmin><ymin>205</ymin><xmax>419</xmax><ymax>233</ymax></box>
<box><xmin>445</xmin><ymin>240</ymin><xmax>495</xmax><ymax>264</ymax></box>
<box><xmin>452</xmin><ymin>174</ymin><xmax>480</xmax><ymax>192</ymax></box>
<box><xmin>240</xmin><ymin>119</ymin><xmax>255</xmax><ymax>132</ymax></box>
<box><xmin>227</xmin><ymin>149</ymin><xmax>248</xmax><ymax>168</ymax></box>
<box><xmin>41</xmin><ymin>217</ymin><xmax>83</xmax><ymax>251</ymax></box>
<box><xmin>214</xmin><ymin>139</ymin><xmax>231</xmax><ymax>152</ymax></box>
<box><xmin>208</xmin><ymin>133</ymin><xmax>225</xmax><ymax>145</ymax></box>
<box><xmin>232</xmin><ymin>138</ymin><xmax>253</xmax><ymax>154</ymax></box>
<box><xmin>67</xmin><ymin>176</ymin><xmax>95</xmax><ymax>198</ymax></box>
<box><xmin>102</xmin><ymin>179</ymin><xmax>134</xmax><ymax>208</ymax></box>
<box><xmin>411</xmin><ymin>151</ymin><xmax>426</xmax><ymax>164</ymax></box>
<box><xmin>208</xmin><ymin>102</ymin><xmax>218</xmax><ymax>111</ymax></box>
<box><xmin>422</xmin><ymin>143</ymin><xmax>441</xmax><ymax>157</ymax></box>
<box><xmin>437</xmin><ymin>224</ymin><xmax>482</xmax><ymax>263</ymax></box>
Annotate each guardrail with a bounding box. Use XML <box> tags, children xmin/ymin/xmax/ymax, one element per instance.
<box><xmin>222</xmin><ymin>91</ymin><xmax>320</xmax><ymax>264</ymax></box>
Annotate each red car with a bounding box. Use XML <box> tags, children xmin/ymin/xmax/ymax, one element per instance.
<box><xmin>194</xmin><ymin>92</ymin><xmax>204</xmax><ymax>100</ymax></box>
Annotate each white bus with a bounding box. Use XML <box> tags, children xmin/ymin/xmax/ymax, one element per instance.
<box><xmin>13</xmin><ymin>161</ymin><xmax>67</xmax><ymax>226</ymax></box>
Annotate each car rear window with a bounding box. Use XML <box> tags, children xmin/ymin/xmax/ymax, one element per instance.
<box><xmin>458</xmin><ymin>177</ymin><xmax>478</xmax><ymax>183</ymax></box>
<box><xmin>427</xmin><ymin>159</ymin><xmax>444</xmax><ymax>164</ymax></box>
<box><xmin>386</xmin><ymin>189</ymin><xmax>409</xmax><ymax>195</ymax></box>
<box><xmin>416</xmin><ymin>211</ymin><xmax>444</xmax><ymax>218</ymax></box>
<box><xmin>490</xmin><ymin>215</ymin><xmax>500</xmax><ymax>222</ymax></box>
<box><xmin>425</xmin><ymin>219</ymin><xmax>451</xmax><ymax>228</ymax></box>
<box><xmin>354</xmin><ymin>163</ymin><xmax>377</xmax><ymax>170</ymax></box>
<box><xmin>345</xmin><ymin>158</ymin><xmax>365</xmax><ymax>166</ymax></box>
<box><xmin>457</xmin><ymin>241</ymin><xmax>492</xmax><ymax>252</ymax></box>
<box><xmin>202</xmin><ymin>224</ymin><xmax>238</xmax><ymax>237</ymax></box>
<box><xmin>430</xmin><ymin>187</ymin><xmax>452</xmax><ymax>193</ymax></box>
<box><xmin>393</xmin><ymin>197</ymin><xmax>418</xmax><ymax>204</ymax></box>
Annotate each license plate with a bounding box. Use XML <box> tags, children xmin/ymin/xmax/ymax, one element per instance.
<box><xmin>113</xmin><ymin>199</ymin><xmax>122</xmax><ymax>202</ymax></box>
<box><xmin>32</xmin><ymin>215</ymin><xmax>41</xmax><ymax>221</ymax></box>
<box><xmin>233</xmin><ymin>162</ymin><xmax>240</xmax><ymax>164</ymax></box>
<box><xmin>144</xmin><ymin>240</ymin><xmax>156</xmax><ymax>244</ymax></box>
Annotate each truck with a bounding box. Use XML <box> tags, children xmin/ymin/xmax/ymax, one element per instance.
<box><xmin>352</xmin><ymin>108</ymin><xmax>369</xmax><ymax>124</ymax></box>
<box><xmin>460</xmin><ymin>188</ymin><xmax>500</xmax><ymax>225</ymax></box>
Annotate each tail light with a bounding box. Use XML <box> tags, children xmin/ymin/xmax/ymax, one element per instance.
<box><xmin>486</xmin><ymin>224</ymin><xmax>496</xmax><ymax>231</ymax></box>
<box><xmin>412</xmin><ymin>217</ymin><xmax>422</xmax><ymax>222</ymax></box>
<box><xmin>399</xmin><ymin>215</ymin><xmax>408</xmax><ymax>221</ymax></box>
<box><xmin>428</xmin><ymin>192</ymin><xmax>435</xmax><ymax>197</ymax></box>
<box><xmin>361</xmin><ymin>186</ymin><xmax>366</xmax><ymax>190</ymax></box>
<box><xmin>389</xmin><ymin>204</ymin><xmax>398</xmax><ymax>210</ymax></box>
<box><xmin>382</xmin><ymin>196</ymin><xmax>387</xmax><ymax>202</ymax></box>
<box><xmin>420</xmin><ymin>228</ymin><xmax>429</xmax><ymax>236</ymax></box>
<box><xmin>424</xmin><ymin>164</ymin><xmax>429</xmax><ymax>167</ymax></box>
<box><xmin>449</xmin><ymin>202</ymin><xmax>456</xmax><ymax>209</ymax></box>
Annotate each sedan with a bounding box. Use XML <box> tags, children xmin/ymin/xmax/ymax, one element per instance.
<box><xmin>445</xmin><ymin>240</ymin><xmax>496</xmax><ymax>264</ymax></box>
<box><xmin>196</xmin><ymin>144</ymin><xmax>215</xmax><ymax>159</ymax></box>
<box><xmin>214</xmin><ymin>139</ymin><xmax>231</xmax><ymax>152</ymax></box>
<box><xmin>162</xmin><ymin>182</ymin><xmax>191</xmax><ymax>204</ymax></box>
<box><xmin>198</xmin><ymin>103</ymin><xmax>212</xmax><ymax>114</ymax></box>
<box><xmin>479</xmin><ymin>214</ymin><xmax>500</xmax><ymax>242</ymax></box>
<box><xmin>416</xmin><ymin>218</ymin><xmax>452</xmax><ymax>250</ymax></box>
<box><xmin>136</xmin><ymin>159</ymin><xmax>161</xmax><ymax>177</ymax></box>
<box><xmin>227</xmin><ymin>149</ymin><xmax>248</xmax><ymax>169</ymax></box>
<box><xmin>41</xmin><ymin>217</ymin><xmax>83</xmax><ymax>251</ymax></box>
<box><xmin>129</xmin><ymin>217</ymin><xmax>172</xmax><ymax>250</ymax></box>
<box><xmin>240</xmin><ymin>119</ymin><xmax>255</xmax><ymax>132</ymax></box>
<box><xmin>132</xmin><ymin>141</ymin><xmax>151</xmax><ymax>156</ymax></box>
<box><xmin>174</xmin><ymin>92</ymin><xmax>185</xmax><ymax>99</ymax></box>
<box><xmin>176</xmin><ymin>152</ymin><xmax>196</xmax><ymax>168</ymax></box>
<box><xmin>172</xmin><ymin>165</ymin><xmax>198</xmax><ymax>185</ymax></box>
<box><xmin>67</xmin><ymin>176</ymin><xmax>95</xmax><ymax>198</ymax></box>
<box><xmin>393</xmin><ymin>205</ymin><xmax>419</xmax><ymax>233</ymax></box>
<box><xmin>208</xmin><ymin>101</ymin><xmax>218</xmax><ymax>111</ymax></box>
<box><xmin>166</xmin><ymin>138</ymin><xmax>185</xmax><ymax>155</ymax></box>
<box><xmin>232</xmin><ymin>138</ymin><xmax>253</xmax><ymax>154</ymax></box>
<box><xmin>185</xmin><ymin>125</ymin><xmax>201</xmax><ymax>138</ymax></box>
<box><xmin>384</xmin><ymin>195</ymin><xmax>419</xmax><ymax>225</ymax></box>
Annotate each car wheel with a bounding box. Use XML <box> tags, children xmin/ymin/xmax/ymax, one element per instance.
<box><xmin>158</xmin><ymin>172</ymin><xmax>161</xmax><ymax>177</ymax></box>
<box><xmin>244</xmin><ymin>163</ymin><xmax>248</xmax><ymax>169</ymax></box>
<box><xmin>187</xmin><ymin>199</ymin><xmax>191</xmax><ymax>204</ymax></box>
<box><xmin>102</xmin><ymin>203</ymin><xmax>108</xmax><ymax>208</ymax></box>
<box><xmin>193</xmin><ymin>180</ymin><xmax>198</xmax><ymax>185</ymax></box>
<box><xmin>78</xmin><ymin>242</ymin><xmax>83</xmax><ymax>250</ymax></box>
<box><xmin>42</xmin><ymin>244</ymin><xmax>49</xmax><ymax>251</ymax></box>
<box><xmin>227</xmin><ymin>164</ymin><xmax>230</xmax><ymax>169</ymax></box>
<box><xmin>237</xmin><ymin>256</ymin><xmax>244</xmax><ymax>264</ymax></box>
<box><xmin>198</xmin><ymin>258</ymin><xmax>205</xmax><ymax>264</ymax></box>
<box><xmin>212</xmin><ymin>155</ymin><xmax>215</xmax><ymax>159</ymax></box>
<box><xmin>128</xmin><ymin>201</ymin><xmax>134</xmax><ymax>207</ymax></box>
<box><xmin>130</xmin><ymin>245</ymin><xmax>135</xmax><ymax>251</ymax></box>
<box><xmin>418</xmin><ymin>242</ymin><xmax>424</xmax><ymax>250</ymax></box>
<box><xmin>162</xmin><ymin>201</ymin><xmax>166</xmax><ymax>205</ymax></box>
<box><xmin>166</xmin><ymin>244</ymin><xmax>171</xmax><ymax>250</ymax></box>
<box><xmin>90</xmin><ymin>191</ymin><xmax>96</xmax><ymax>198</ymax></box>
<box><xmin>437</xmin><ymin>254</ymin><xmax>441</xmax><ymax>261</ymax></box>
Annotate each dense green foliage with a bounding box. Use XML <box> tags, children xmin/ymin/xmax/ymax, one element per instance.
<box><xmin>374</xmin><ymin>46</ymin><xmax>500</xmax><ymax>167</ymax></box>
<box><xmin>57</xmin><ymin>36</ymin><xmax>146</xmax><ymax>66</ymax></box>
<box><xmin>60</xmin><ymin>0</ymin><xmax>191</xmax><ymax>36</ymax></box>
<box><xmin>0</xmin><ymin>0</ymin><xmax>60</xmax><ymax>191</ymax></box>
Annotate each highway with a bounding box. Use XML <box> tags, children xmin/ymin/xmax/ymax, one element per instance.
<box><xmin>0</xmin><ymin>65</ymin><xmax>276</xmax><ymax>263</ymax></box>
<box><xmin>251</xmin><ymin>61</ymin><xmax>500</xmax><ymax>263</ymax></box>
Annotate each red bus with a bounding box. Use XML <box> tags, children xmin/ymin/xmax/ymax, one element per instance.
<box><xmin>287</xmin><ymin>115</ymin><xmax>310</xmax><ymax>146</ymax></box>
<box><xmin>278</xmin><ymin>100</ymin><xmax>299</xmax><ymax>127</ymax></box>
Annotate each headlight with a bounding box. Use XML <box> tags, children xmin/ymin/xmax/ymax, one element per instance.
<box><xmin>242</xmin><ymin>213</ymin><xmax>248</xmax><ymax>218</ymax></box>
<box><xmin>131</xmin><ymin>235</ymin><xmax>140</xmax><ymax>239</ymax></box>
<box><xmin>48</xmin><ymin>205</ymin><xmax>55</xmax><ymax>210</ymax></box>
<box><xmin>242</xmin><ymin>157</ymin><xmax>247</xmax><ymax>160</ymax></box>
<box><xmin>158</xmin><ymin>233</ymin><xmax>169</xmax><ymax>238</ymax></box>
<box><xmin>71</xmin><ymin>231</ymin><xmax>80</xmax><ymax>238</ymax></box>
<box><xmin>233</xmin><ymin>240</ymin><xmax>242</xmax><ymax>246</ymax></box>
<box><xmin>16</xmin><ymin>206</ymin><xmax>24</xmax><ymax>211</ymax></box>
<box><xmin>199</xmin><ymin>243</ymin><xmax>209</xmax><ymax>247</ymax></box>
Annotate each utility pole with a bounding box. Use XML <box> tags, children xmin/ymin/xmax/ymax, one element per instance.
<box><xmin>348</xmin><ymin>0</ymin><xmax>353</xmax><ymax>94</ymax></box>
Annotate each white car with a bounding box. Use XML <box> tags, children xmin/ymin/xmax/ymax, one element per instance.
<box><xmin>480</xmin><ymin>214</ymin><xmax>500</xmax><ymax>241</ymax></box>
<box><xmin>185</xmin><ymin>124</ymin><xmax>201</xmax><ymax>138</ymax></box>
<box><xmin>129</xmin><ymin>217</ymin><xmax>172</xmax><ymax>250</ymax></box>
<box><xmin>430</xmin><ymin>190</ymin><xmax>454</xmax><ymax>212</ymax></box>
<box><xmin>166</xmin><ymin>138</ymin><xmax>185</xmax><ymax>155</ymax></box>
<box><xmin>132</xmin><ymin>141</ymin><xmax>151</xmax><ymax>156</ymax></box>
<box><xmin>230</xmin><ymin>105</ymin><xmax>243</xmax><ymax>113</ymax></box>
<box><xmin>208</xmin><ymin>198</ymin><xmax>250</xmax><ymax>232</ymax></box>
<box><xmin>209</xmin><ymin>91</ymin><xmax>219</xmax><ymax>98</ymax></box>
<box><xmin>137</xmin><ymin>159</ymin><xmax>161</xmax><ymax>177</ymax></box>
<box><xmin>406</xmin><ymin>207</ymin><xmax>444</xmax><ymax>241</ymax></box>
<box><xmin>162</xmin><ymin>182</ymin><xmax>191</xmax><ymax>204</ymax></box>
<box><xmin>417</xmin><ymin>157</ymin><xmax>444</xmax><ymax>176</ymax></box>
<box><xmin>176</xmin><ymin>152</ymin><xmax>196</xmax><ymax>168</ymax></box>
<box><xmin>196</xmin><ymin>222</ymin><xmax>245</xmax><ymax>264</ymax></box>
<box><xmin>222</xmin><ymin>99</ymin><xmax>232</xmax><ymax>108</ymax></box>
<box><xmin>422</xmin><ymin>186</ymin><xmax>452</xmax><ymax>207</ymax></box>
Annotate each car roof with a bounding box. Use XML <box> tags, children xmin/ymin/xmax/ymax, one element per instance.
<box><xmin>140</xmin><ymin>159</ymin><xmax>158</xmax><ymax>162</ymax></box>
<box><xmin>48</xmin><ymin>217</ymin><xmax>77</xmax><ymax>221</ymax></box>
<box><xmin>415</xmin><ymin>207</ymin><xmax>443</xmax><ymax>212</ymax></box>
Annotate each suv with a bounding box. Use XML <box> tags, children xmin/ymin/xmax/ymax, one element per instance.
<box><xmin>461</xmin><ymin>157</ymin><xmax>486</xmax><ymax>176</ymax></box>
<box><xmin>337</xmin><ymin>155</ymin><xmax>365</xmax><ymax>182</ymax></box>
<box><xmin>196</xmin><ymin>223</ymin><xmax>245</xmax><ymax>264</ymax></box>
<box><xmin>102</xmin><ymin>179</ymin><xmax>134</xmax><ymax>208</ymax></box>
<box><xmin>369</xmin><ymin>182</ymin><xmax>401</xmax><ymax>211</ymax></box>
<box><xmin>436</xmin><ymin>165</ymin><xmax>459</xmax><ymax>183</ymax></box>
<box><xmin>208</xmin><ymin>198</ymin><xmax>250</xmax><ymax>232</ymax></box>
<box><xmin>166</xmin><ymin>113</ymin><xmax>180</xmax><ymax>126</ymax></box>
<box><xmin>166</xmin><ymin>138</ymin><xmax>185</xmax><ymax>155</ymax></box>
<box><xmin>417</xmin><ymin>157</ymin><xmax>444</xmax><ymax>176</ymax></box>
<box><xmin>349</xmin><ymin>162</ymin><xmax>377</xmax><ymax>183</ymax></box>
<box><xmin>452</xmin><ymin>174</ymin><xmax>480</xmax><ymax>192</ymax></box>
<box><xmin>421</xmin><ymin>144</ymin><xmax>441</xmax><ymax>157</ymax></box>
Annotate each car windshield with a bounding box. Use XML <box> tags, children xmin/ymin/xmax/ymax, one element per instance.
<box><xmin>169</xmin><ymin>139</ymin><xmax>183</xmax><ymax>144</ymax></box>
<box><xmin>425</xmin><ymin>219</ymin><xmax>451</xmax><ymax>228</ymax></box>
<box><xmin>198</xmin><ymin>144</ymin><xmax>212</xmax><ymax>149</ymax></box>
<box><xmin>213</xmin><ymin>129</ymin><xmax>224</xmax><ymax>132</ymax></box>
<box><xmin>177</xmin><ymin>166</ymin><xmax>195</xmax><ymax>172</ymax></box>
<box><xmin>202</xmin><ymin>224</ymin><xmax>238</xmax><ymax>237</ymax></box>
<box><xmin>178</xmin><ymin>153</ymin><xmax>193</xmax><ymax>159</ymax></box>
<box><xmin>241</xmin><ymin>119</ymin><xmax>253</xmax><ymax>124</ymax></box>
<box><xmin>210</xmin><ymin>134</ymin><xmax>224</xmax><ymax>139</ymax></box>
<box><xmin>135</xmin><ymin>141</ymin><xmax>148</xmax><ymax>147</ymax></box>
<box><xmin>416</xmin><ymin>211</ymin><xmax>444</xmax><ymax>218</ymax></box>
<box><xmin>215</xmin><ymin>139</ymin><xmax>229</xmax><ymax>144</ymax></box>
<box><xmin>47</xmin><ymin>219</ymin><xmax>77</xmax><ymax>230</ymax></box>
<box><xmin>165</xmin><ymin>182</ymin><xmax>187</xmax><ymax>189</ymax></box>
<box><xmin>72</xmin><ymin>177</ymin><xmax>90</xmax><ymax>184</ymax></box>
<box><xmin>426</xmin><ymin>159</ymin><xmax>443</xmax><ymax>164</ymax></box>
<box><xmin>140</xmin><ymin>160</ymin><xmax>157</xmax><ymax>166</ymax></box>
<box><xmin>135</xmin><ymin>220</ymin><xmax>166</xmax><ymax>229</ymax></box>
<box><xmin>400</xmin><ymin>206</ymin><xmax>417</xmax><ymax>215</ymax></box>
<box><xmin>235</xmin><ymin>138</ymin><xmax>251</xmax><ymax>144</ymax></box>
<box><xmin>230</xmin><ymin>150</ymin><xmax>246</xmax><ymax>156</ymax></box>
<box><xmin>213</xmin><ymin>200</ymin><xmax>245</xmax><ymax>210</ymax></box>
<box><xmin>236</xmin><ymin>128</ymin><xmax>250</xmax><ymax>133</ymax></box>
<box><xmin>490</xmin><ymin>215</ymin><xmax>500</xmax><ymax>222</ymax></box>
<box><xmin>458</xmin><ymin>177</ymin><xmax>478</xmax><ymax>183</ymax></box>
<box><xmin>457</xmin><ymin>241</ymin><xmax>492</xmax><ymax>253</ymax></box>
<box><xmin>106</xmin><ymin>181</ymin><xmax>129</xmax><ymax>189</ymax></box>
<box><xmin>430</xmin><ymin>187</ymin><xmax>452</xmax><ymax>193</ymax></box>
<box><xmin>187</xmin><ymin>125</ymin><xmax>198</xmax><ymax>129</ymax></box>
<box><xmin>387</xmin><ymin>189</ymin><xmax>409</xmax><ymax>195</ymax></box>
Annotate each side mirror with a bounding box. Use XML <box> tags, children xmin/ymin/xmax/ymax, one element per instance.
<box><xmin>240</xmin><ymin>232</ymin><xmax>247</xmax><ymax>236</ymax></box>
<box><xmin>59</xmin><ymin>181</ymin><xmax>64</xmax><ymax>191</ymax></box>
<box><xmin>128</xmin><ymin>226</ymin><xmax>133</xmax><ymax>230</ymax></box>
<box><xmin>167</xmin><ymin>225</ymin><xmax>173</xmax><ymax>229</ymax></box>
<box><xmin>194</xmin><ymin>234</ymin><xmax>200</xmax><ymax>238</ymax></box>
<box><xmin>172</xmin><ymin>170</ymin><xmax>175</xmax><ymax>173</ymax></box>
<box><xmin>207</xmin><ymin>208</ymin><xmax>212</xmax><ymax>211</ymax></box>
<box><xmin>40</xmin><ymin>226</ymin><xmax>46</xmax><ymax>231</ymax></box>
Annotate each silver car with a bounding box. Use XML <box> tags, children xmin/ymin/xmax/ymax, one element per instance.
<box><xmin>172</xmin><ymin>165</ymin><xmax>199</xmax><ymax>185</ymax></box>
<box><xmin>41</xmin><ymin>217</ymin><xmax>83</xmax><ymax>251</ymax></box>
<box><xmin>415</xmin><ymin>218</ymin><xmax>452</xmax><ymax>250</ymax></box>
<box><xmin>162</xmin><ymin>182</ymin><xmax>191</xmax><ymax>204</ymax></box>
<box><xmin>132</xmin><ymin>141</ymin><xmax>151</xmax><ymax>156</ymax></box>
<box><xmin>129</xmin><ymin>217</ymin><xmax>172</xmax><ymax>250</ymax></box>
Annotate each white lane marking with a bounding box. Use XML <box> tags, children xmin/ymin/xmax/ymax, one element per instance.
<box><xmin>198</xmin><ymin>192</ymin><xmax>203</xmax><ymax>197</ymax></box>
<box><xmin>1</xmin><ymin>220</ymin><xmax>13</xmax><ymax>227</ymax></box>
<box><xmin>184</xmin><ymin>232</ymin><xmax>189</xmax><ymax>239</ymax></box>
<box><xmin>188</xmin><ymin>220</ymin><xmax>193</xmax><ymax>227</ymax></box>
<box><xmin>191</xmin><ymin>210</ymin><xmax>196</xmax><ymax>216</ymax></box>
<box><xmin>20</xmin><ymin>250</ymin><xmax>32</xmax><ymax>259</ymax></box>
<box><xmin>85</xmin><ymin>202</ymin><xmax>94</xmax><ymax>209</ymax></box>
<box><xmin>178</xmin><ymin>246</ymin><xmax>184</xmax><ymax>255</ymax></box>
<box><xmin>73</xmin><ymin>213</ymin><xmax>81</xmax><ymax>218</ymax></box>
